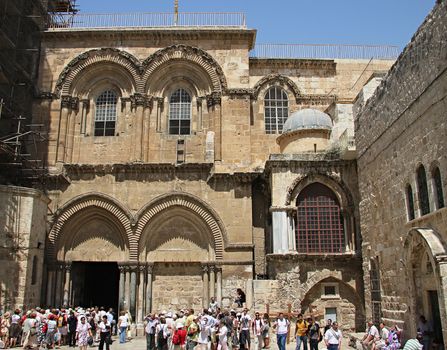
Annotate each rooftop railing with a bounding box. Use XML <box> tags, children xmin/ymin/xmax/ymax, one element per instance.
<box><xmin>46</xmin><ymin>12</ymin><xmax>247</xmax><ymax>30</ymax></box>
<box><xmin>250</xmin><ymin>43</ymin><xmax>400</xmax><ymax>60</ymax></box>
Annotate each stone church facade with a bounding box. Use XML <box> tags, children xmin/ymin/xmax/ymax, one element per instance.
<box><xmin>0</xmin><ymin>12</ymin><xmax>399</xmax><ymax>333</ymax></box>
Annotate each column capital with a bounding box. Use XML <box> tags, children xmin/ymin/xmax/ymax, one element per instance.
<box><xmin>64</xmin><ymin>261</ymin><xmax>72</xmax><ymax>271</ymax></box>
<box><xmin>209</xmin><ymin>265</ymin><xmax>216</xmax><ymax>273</ymax></box>
<box><xmin>201</xmin><ymin>265</ymin><xmax>209</xmax><ymax>273</ymax></box>
<box><xmin>146</xmin><ymin>263</ymin><xmax>154</xmax><ymax>274</ymax></box>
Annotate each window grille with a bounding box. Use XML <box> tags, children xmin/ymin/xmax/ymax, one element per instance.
<box><xmin>417</xmin><ymin>165</ymin><xmax>430</xmax><ymax>215</ymax></box>
<box><xmin>433</xmin><ymin>167</ymin><xmax>445</xmax><ymax>209</ymax></box>
<box><xmin>370</xmin><ymin>258</ymin><xmax>382</xmax><ymax>325</ymax></box>
<box><xmin>406</xmin><ymin>184</ymin><xmax>415</xmax><ymax>221</ymax></box>
<box><xmin>264</xmin><ymin>86</ymin><xmax>288</xmax><ymax>134</ymax></box>
<box><xmin>169</xmin><ymin>88</ymin><xmax>191</xmax><ymax>135</ymax></box>
<box><xmin>94</xmin><ymin>90</ymin><xmax>117</xmax><ymax>136</ymax></box>
<box><xmin>295</xmin><ymin>183</ymin><xmax>345</xmax><ymax>254</ymax></box>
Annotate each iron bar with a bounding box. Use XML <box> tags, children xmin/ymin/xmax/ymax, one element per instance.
<box><xmin>46</xmin><ymin>12</ymin><xmax>247</xmax><ymax>29</ymax></box>
<box><xmin>251</xmin><ymin>43</ymin><xmax>399</xmax><ymax>60</ymax></box>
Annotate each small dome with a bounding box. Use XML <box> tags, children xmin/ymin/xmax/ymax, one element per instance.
<box><xmin>282</xmin><ymin>109</ymin><xmax>332</xmax><ymax>133</ymax></box>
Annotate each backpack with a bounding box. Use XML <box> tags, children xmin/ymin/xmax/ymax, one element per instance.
<box><xmin>172</xmin><ymin>330</ymin><xmax>181</xmax><ymax>345</ymax></box>
<box><xmin>158</xmin><ymin>325</ymin><xmax>168</xmax><ymax>346</ymax></box>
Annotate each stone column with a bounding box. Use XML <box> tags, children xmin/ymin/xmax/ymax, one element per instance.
<box><xmin>287</xmin><ymin>211</ymin><xmax>297</xmax><ymax>252</ymax></box>
<box><xmin>137</xmin><ymin>265</ymin><xmax>146</xmax><ymax>323</ymax></box>
<box><xmin>56</xmin><ymin>96</ymin><xmax>72</xmax><ymax>163</ymax></box>
<box><xmin>132</xmin><ymin>94</ymin><xmax>145</xmax><ymax>161</ymax></box>
<box><xmin>54</xmin><ymin>264</ymin><xmax>63</xmax><ymax>307</ymax></box>
<box><xmin>145</xmin><ymin>264</ymin><xmax>153</xmax><ymax>315</ymax></box>
<box><xmin>155</xmin><ymin>98</ymin><xmax>163</xmax><ymax>132</ymax></box>
<box><xmin>209</xmin><ymin>266</ymin><xmax>216</xmax><ymax>299</ymax></box>
<box><xmin>118</xmin><ymin>263</ymin><xmax>126</xmax><ymax>313</ymax></box>
<box><xmin>202</xmin><ymin>265</ymin><xmax>209</xmax><ymax>308</ymax></box>
<box><xmin>46</xmin><ymin>265</ymin><xmax>55</xmax><ymax>307</ymax></box>
<box><xmin>271</xmin><ymin>209</ymin><xmax>292</xmax><ymax>253</ymax></box>
<box><xmin>216</xmin><ymin>268</ymin><xmax>222</xmax><ymax>307</ymax></box>
<box><xmin>63</xmin><ymin>262</ymin><xmax>72</xmax><ymax>307</ymax></box>
<box><xmin>130</xmin><ymin>265</ymin><xmax>137</xmax><ymax>321</ymax></box>
<box><xmin>124</xmin><ymin>265</ymin><xmax>131</xmax><ymax>312</ymax></box>
<box><xmin>142</xmin><ymin>98</ymin><xmax>152</xmax><ymax>162</ymax></box>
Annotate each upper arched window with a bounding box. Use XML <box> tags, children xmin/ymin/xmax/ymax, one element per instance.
<box><xmin>264</xmin><ymin>86</ymin><xmax>288</xmax><ymax>134</ymax></box>
<box><xmin>94</xmin><ymin>90</ymin><xmax>117</xmax><ymax>136</ymax></box>
<box><xmin>406</xmin><ymin>184</ymin><xmax>415</xmax><ymax>221</ymax></box>
<box><xmin>417</xmin><ymin>165</ymin><xmax>430</xmax><ymax>215</ymax></box>
<box><xmin>296</xmin><ymin>183</ymin><xmax>345</xmax><ymax>254</ymax></box>
<box><xmin>169</xmin><ymin>88</ymin><xmax>191</xmax><ymax>135</ymax></box>
<box><xmin>432</xmin><ymin>167</ymin><xmax>445</xmax><ymax>209</ymax></box>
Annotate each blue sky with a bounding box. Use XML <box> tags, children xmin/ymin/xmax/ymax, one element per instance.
<box><xmin>76</xmin><ymin>0</ymin><xmax>434</xmax><ymax>49</ymax></box>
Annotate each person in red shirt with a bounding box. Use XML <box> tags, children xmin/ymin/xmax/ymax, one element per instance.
<box><xmin>172</xmin><ymin>323</ymin><xmax>187</xmax><ymax>349</ymax></box>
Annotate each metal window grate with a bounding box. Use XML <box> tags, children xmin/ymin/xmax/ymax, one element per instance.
<box><xmin>94</xmin><ymin>90</ymin><xmax>117</xmax><ymax>136</ymax></box>
<box><xmin>176</xmin><ymin>139</ymin><xmax>185</xmax><ymax>164</ymax></box>
<box><xmin>295</xmin><ymin>183</ymin><xmax>345</xmax><ymax>254</ymax></box>
<box><xmin>264</xmin><ymin>86</ymin><xmax>288</xmax><ymax>134</ymax></box>
<box><xmin>169</xmin><ymin>89</ymin><xmax>191</xmax><ymax>135</ymax></box>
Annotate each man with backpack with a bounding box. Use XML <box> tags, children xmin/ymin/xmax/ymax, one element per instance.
<box><xmin>295</xmin><ymin>314</ymin><xmax>309</xmax><ymax>350</ymax></box>
<box><xmin>186</xmin><ymin>315</ymin><xmax>200</xmax><ymax>350</ymax></box>
<box><xmin>307</xmin><ymin>317</ymin><xmax>321</xmax><ymax>350</ymax></box>
<box><xmin>146</xmin><ymin>314</ymin><xmax>159</xmax><ymax>350</ymax></box>
<box><xmin>156</xmin><ymin>317</ymin><xmax>170</xmax><ymax>350</ymax></box>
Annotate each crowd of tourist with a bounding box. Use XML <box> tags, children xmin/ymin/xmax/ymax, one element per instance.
<box><xmin>0</xmin><ymin>298</ymin><xmax>439</xmax><ymax>350</ymax></box>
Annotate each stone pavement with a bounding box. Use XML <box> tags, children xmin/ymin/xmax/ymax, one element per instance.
<box><xmin>57</xmin><ymin>335</ymin><xmax>351</xmax><ymax>350</ymax></box>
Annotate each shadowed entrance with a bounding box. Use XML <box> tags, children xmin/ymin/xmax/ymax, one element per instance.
<box><xmin>71</xmin><ymin>262</ymin><xmax>119</xmax><ymax>310</ymax></box>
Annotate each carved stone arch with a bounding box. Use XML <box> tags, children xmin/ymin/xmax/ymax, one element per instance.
<box><xmin>135</xmin><ymin>192</ymin><xmax>228</xmax><ymax>260</ymax></box>
<box><xmin>301</xmin><ymin>275</ymin><xmax>365</xmax><ymax>330</ymax></box>
<box><xmin>142</xmin><ymin>45</ymin><xmax>227</xmax><ymax>94</ymax></box>
<box><xmin>404</xmin><ymin>228</ymin><xmax>447</xmax><ymax>339</ymax></box>
<box><xmin>48</xmin><ymin>192</ymin><xmax>134</xmax><ymax>261</ymax></box>
<box><xmin>253</xmin><ymin>74</ymin><xmax>301</xmax><ymax>101</ymax></box>
<box><xmin>285</xmin><ymin>172</ymin><xmax>354</xmax><ymax>210</ymax></box>
<box><xmin>54</xmin><ymin>48</ymin><xmax>142</xmax><ymax>97</ymax></box>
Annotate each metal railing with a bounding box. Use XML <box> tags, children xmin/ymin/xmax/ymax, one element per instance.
<box><xmin>46</xmin><ymin>12</ymin><xmax>247</xmax><ymax>30</ymax></box>
<box><xmin>250</xmin><ymin>43</ymin><xmax>400</xmax><ymax>60</ymax></box>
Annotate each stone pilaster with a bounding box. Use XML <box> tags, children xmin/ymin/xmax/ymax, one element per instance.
<box><xmin>202</xmin><ymin>265</ymin><xmax>209</xmax><ymax>308</ymax></box>
<box><xmin>145</xmin><ymin>264</ymin><xmax>154</xmax><ymax>315</ymax></box>
<box><xmin>209</xmin><ymin>265</ymin><xmax>216</xmax><ymax>299</ymax></box>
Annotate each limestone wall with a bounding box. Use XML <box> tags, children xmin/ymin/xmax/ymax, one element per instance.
<box><xmin>0</xmin><ymin>186</ymin><xmax>49</xmax><ymax>310</ymax></box>
<box><xmin>355</xmin><ymin>0</ymin><xmax>447</xmax><ymax>337</ymax></box>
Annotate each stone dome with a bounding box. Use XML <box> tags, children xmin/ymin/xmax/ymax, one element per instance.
<box><xmin>282</xmin><ymin>109</ymin><xmax>332</xmax><ymax>133</ymax></box>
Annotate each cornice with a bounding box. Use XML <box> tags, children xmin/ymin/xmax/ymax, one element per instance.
<box><xmin>296</xmin><ymin>94</ymin><xmax>337</xmax><ymax>105</ymax></box>
<box><xmin>266</xmin><ymin>252</ymin><xmax>361</xmax><ymax>262</ymax></box>
<box><xmin>43</xmin><ymin>28</ymin><xmax>257</xmax><ymax>50</ymax></box>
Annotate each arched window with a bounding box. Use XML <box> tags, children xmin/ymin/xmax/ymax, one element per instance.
<box><xmin>406</xmin><ymin>184</ymin><xmax>415</xmax><ymax>221</ymax></box>
<box><xmin>94</xmin><ymin>90</ymin><xmax>117</xmax><ymax>136</ymax></box>
<box><xmin>169</xmin><ymin>88</ymin><xmax>191</xmax><ymax>135</ymax></box>
<box><xmin>31</xmin><ymin>256</ymin><xmax>38</xmax><ymax>285</ymax></box>
<box><xmin>296</xmin><ymin>183</ymin><xmax>345</xmax><ymax>253</ymax></box>
<box><xmin>370</xmin><ymin>258</ymin><xmax>382</xmax><ymax>325</ymax></box>
<box><xmin>432</xmin><ymin>167</ymin><xmax>445</xmax><ymax>209</ymax></box>
<box><xmin>417</xmin><ymin>165</ymin><xmax>430</xmax><ymax>215</ymax></box>
<box><xmin>264</xmin><ymin>86</ymin><xmax>288</xmax><ymax>134</ymax></box>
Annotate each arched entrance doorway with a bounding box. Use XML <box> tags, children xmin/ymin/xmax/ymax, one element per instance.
<box><xmin>405</xmin><ymin>228</ymin><xmax>447</xmax><ymax>347</ymax></box>
<box><xmin>46</xmin><ymin>196</ymin><xmax>131</xmax><ymax>312</ymax></box>
<box><xmin>137</xmin><ymin>193</ymin><xmax>226</xmax><ymax>314</ymax></box>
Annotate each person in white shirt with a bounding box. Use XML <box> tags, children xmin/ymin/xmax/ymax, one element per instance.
<box><xmin>239</xmin><ymin>308</ymin><xmax>252</xmax><ymax>350</ymax></box>
<box><xmin>218</xmin><ymin>319</ymin><xmax>228</xmax><ymax>350</ymax></box>
<box><xmin>252</xmin><ymin>312</ymin><xmax>264</xmax><ymax>350</ymax></box>
<box><xmin>98</xmin><ymin>315</ymin><xmax>111</xmax><ymax>350</ymax></box>
<box><xmin>362</xmin><ymin>321</ymin><xmax>379</xmax><ymax>350</ymax></box>
<box><xmin>197</xmin><ymin>317</ymin><xmax>210</xmax><ymax>350</ymax></box>
<box><xmin>373</xmin><ymin>322</ymin><xmax>389</xmax><ymax>350</ymax></box>
<box><xmin>324</xmin><ymin>322</ymin><xmax>342</xmax><ymax>350</ymax></box>
<box><xmin>145</xmin><ymin>314</ymin><xmax>159</xmax><ymax>350</ymax></box>
<box><xmin>273</xmin><ymin>313</ymin><xmax>289</xmax><ymax>350</ymax></box>
<box><xmin>117</xmin><ymin>310</ymin><xmax>129</xmax><ymax>344</ymax></box>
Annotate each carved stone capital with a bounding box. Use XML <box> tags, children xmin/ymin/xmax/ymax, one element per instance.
<box><xmin>224</xmin><ymin>88</ymin><xmax>254</xmax><ymax>98</ymax></box>
<box><xmin>146</xmin><ymin>263</ymin><xmax>154</xmax><ymax>274</ymax></box>
<box><xmin>206</xmin><ymin>92</ymin><xmax>221</xmax><ymax>107</ymax></box>
<box><xmin>201</xmin><ymin>265</ymin><xmax>209</xmax><ymax>273</ymax></box>
<box><xmin>38</xmin><ymin>91</ymin><xmax>58</xmax><ymax>100</ymax></box>
<box><xmin>60</xmin><ymin>95</ymin><xmax>79</xmax><ymax>110</ymax></box>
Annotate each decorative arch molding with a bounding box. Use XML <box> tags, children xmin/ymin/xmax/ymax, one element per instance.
<box><xmin>135</xmin><ymin>192</ymin><xmax>228</xmax><ymax>260</ymax></box>
<box><xmin>54</xmin><ymin>48</ymin><xmax>142</xmax><ymax>97</ymax></box>
<box><xmin>142</xmin><ymin>45</ymin><xmax>227</xmax><ymax>93</ymax></box>
<box><xmin>285</xmin><ymin>172</ymin><xmax>354</xmax><ymax>210</ymax></box>
<box><xmin>48</xmin><ymin>192</ymin><xmax>133</xmax><ymax>260</ymax></box>
<box><xmin>253</xmin><ymin>74</ymin><xmax>301</xmax><ymax>101</ymax></box>
<box><xmin>404</xmin><ymin>228</ymin><xmax>447</xmax><ymax>268</ymax></box>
